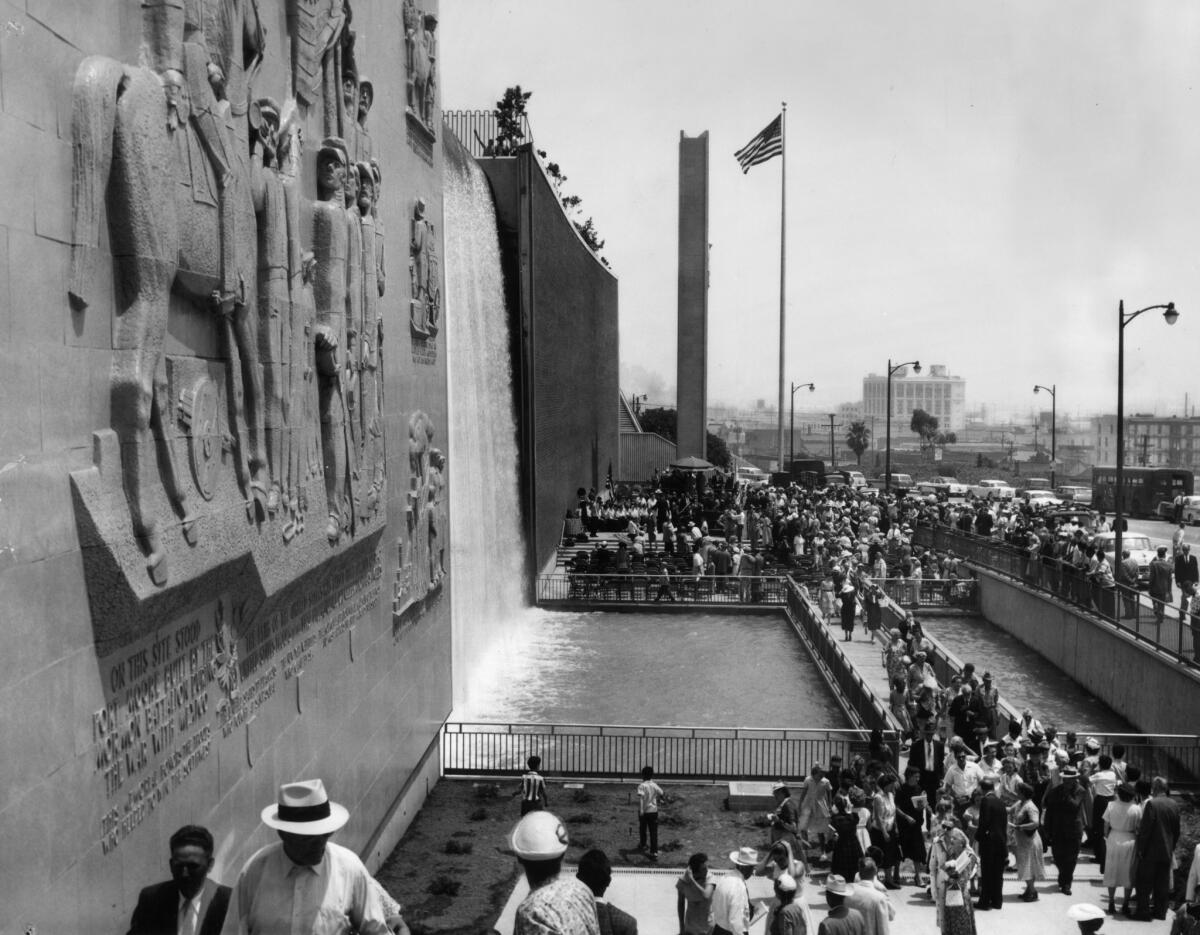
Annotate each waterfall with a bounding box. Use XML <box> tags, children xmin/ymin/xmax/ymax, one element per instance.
<box><xmin>443</xmin><ymin>138</ymin><xmax>528</xmax><ymax>709</ymax></box>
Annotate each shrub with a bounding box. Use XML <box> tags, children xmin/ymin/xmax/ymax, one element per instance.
<box><xmin>474</xmin><ymin>783</ymin><xmax>500</xmax><ymax>800</ymax></box>
<box><xmin>566</xmin><ymin>812</ymin><xmax>593</xmax><ymax>825</ymax></box>
<box><xmin>427</xmin><ymin>874</ymin><xmax>462</xmax><ymax>896</ymax></box>
<box><xmin>467</xmin><ymin>807</ymin><xmax>489</xmax><ymax>822</ymax></box>
<box><xmin>443</xmin><ymin>839</ymin><xmax>474</xmax><ymax>855</ymax></box>
<box><xmin>571</xmin><ymin>788</ymin><xmax>594</xmax><ymax>804</ymax></box>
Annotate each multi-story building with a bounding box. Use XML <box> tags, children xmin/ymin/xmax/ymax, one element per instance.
<box><xmin>862</xmin><ymin>364</ymin><xmax>966</xmax><ymax>433</ymax></box>
<box><xmin>1093</xmin><ymin>414</ymin><xmax>1200</xmax><ymax>470</ymax></box>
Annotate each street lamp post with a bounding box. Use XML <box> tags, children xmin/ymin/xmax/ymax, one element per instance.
<box><xmin>1116</xmin><ymin>300</ymin><xmax>1178</xmax><ymax>560</ymax></box>
<box><xmin>885</xmin><ymin>359</ymin><xmax>921</xmax><ymax>495</ymax></box>
<box><xmin>789</xmin><ymin>381</ymin><xmax>815</xmax><ymax>468</ymax></box>
<box><xmin>1033</xmin><ymin>384</ymin><xmax>1056</xmax><ymax>489</ymax></box>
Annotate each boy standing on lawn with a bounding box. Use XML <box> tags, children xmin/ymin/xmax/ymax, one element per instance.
<box><xmin>637</xmin><ymin>765</ymin><xmax>665</xmax><ymax>858</ymax></box>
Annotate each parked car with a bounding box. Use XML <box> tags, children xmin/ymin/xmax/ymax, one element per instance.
<box><xmin>1023</xmin><ymin>489</ymin><xmax>1063</xmax><ymax>509</ymax></box>
<box><xmin>736</xmin><ymin>467</ymin><xmax>769</xmax><ymax>487</ymax></box>
<box><xmin>839</xmin><ymin>470</ymin><xmax>868</xmax><ymax>488</ymax></box>
<box><xmin>1043</xmin><ymin>508</ymin><xmax>1098</xmax><ymax>533</ymax></box>
<box><xmin>933</xmin><ymin>476</ymin><xmax>971</xmax><ymax>497</ymax></box>
<box><xmin>1055</xmin><ymin>485</ymin><xmax>1092</xmax><ymax>504</ymax></box>
<box><xmin>970</xmin><ymin>479</ymin><xmax>1017</xmax><ymax>501</ymax></box>
<box><xmin>1024</xmin><ymin>477</ymin><xmax>1053</xmax><ymax>491</ymax></box>
<box><xmin>1184</xmin><ymin>496</ymin><xmax>1200</xmax><ymax>525</ymax></box>
<box><xmin>872</xmin><ymin>473</ymin><xmax>914</xmax><ymax>493</ymax></box>
<box><xmin>1093</xmin><ymin>531</ymin><xmax>1155</xmax><ymax>587</ymax></box>
<box><xmin>914</xmin><ymin>480</ymin><xmax>949</xmax><ymax>497</ymax></box>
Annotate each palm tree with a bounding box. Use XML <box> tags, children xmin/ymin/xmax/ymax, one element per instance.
<box><xmin>846</xmin><ymin>421</ymin><xmax>871</xmax><ymax>465</ymax></box>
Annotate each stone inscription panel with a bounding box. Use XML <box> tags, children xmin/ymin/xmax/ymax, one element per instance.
<box><xmin>91</xmin><ymin>547</ymin><xmax>382</xmax><ymax>855</ymax></box>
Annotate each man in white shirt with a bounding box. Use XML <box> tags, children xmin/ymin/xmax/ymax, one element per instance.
<box><xmin>711</xmin><ymin>848</ymin><xmax>759</xmax><ymax>935</ymax></box>
<box><xmin>222</xmin><ymin>779</ymin><xmax>393</xmax><ymax>935</ymax></box>
<box><xmin>941</xmin><ymin>749</ymin><xmax>984</xmax><ymax>813</ymax></box>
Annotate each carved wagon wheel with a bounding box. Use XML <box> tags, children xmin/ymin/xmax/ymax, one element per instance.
<box><xmin>179</xmin><ymin>376</ymin><xmax>223</xmax><ymax>500</ymax></box>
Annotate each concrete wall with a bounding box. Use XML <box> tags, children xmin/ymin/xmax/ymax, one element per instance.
<box><xmin>480</xmin><ymin>149</ymin><xmax>620</xmax><ymax>576</ymax></box>
<box><xmin>975</xmin><ymin>567</ymin><xmax>1200</xmax><ymax>734</ymax></box>
<box><xmin>0</xmin><ymin>2</ymin><xmax>451</xmax><ymax>930</ymax></box>
<box><xmin>676</xmin><ymin>132</ymin><xmax>709</xmax><ymax>460</ymax></box>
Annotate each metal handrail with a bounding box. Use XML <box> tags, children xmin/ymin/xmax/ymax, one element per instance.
<box><xmin>536</xmin><ymin>573</ymin><xmax>790</xmax><ymax>605</ymax></box>
<box><xmin>913</xmin><ymin>524</ymin><xmax>1200</xmax><ymax>667</ymax></box>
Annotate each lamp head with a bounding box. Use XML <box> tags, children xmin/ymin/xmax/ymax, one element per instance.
<box><xmin>1164</xmin><ymin>303</ymin><xmax>1179</xmax><ymax>325</ymax></box>
<box><xmin>808</xmin><ymin>383</ymin><xmax>815</xmax><ymax>392</ymax></box>
<box><xmin>1033</xmin><ymin>386</ymin><xmax>1039</xmax><ymax>395</ymax></box>
<box><xmin>912</xmin><ymin>362</ymin><xmax>921</xmax><ymax>374</ymax></box>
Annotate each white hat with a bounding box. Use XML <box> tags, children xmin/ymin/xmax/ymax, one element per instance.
<box><xmin>824</xmin><ymin>874</ymin><xmax>851</xmax><ymax>895</ymax></box>
<box><xmin>771</xmin><ymin>781</ymin><xmax>789</xmax><ymax>793</ymax></box>
<box><xmin>1066</xmin><ymin>903</ymin><xmax>1106</xmax><ymax>921</ymax></box>
<box><xmin>776</xmin><ymin>873</ymin><xmax>798</xmax><ymax>892</ymax></box>
<box><xmin>1085</xmin><ymin>737</ymin><xmax>1101</xmax><ymax>751</ymax></box>
<box><xmin>510</xmin><ymin>810</ymin><xmax>569</xmax><ymax>860</ymax></box>
<box><xmin>261</xmin><ymin>779</ymin><xmax>350</xmax><ymax>835</ymax></box>
<box><xmin>729</xmin><ymin>846</ymin><xmax>760</xmax><ymax>866</ymax></box>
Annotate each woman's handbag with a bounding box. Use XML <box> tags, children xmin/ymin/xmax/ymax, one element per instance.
<box><xmin>944</xmin><ymin>886</ymin><xmax>964</xmax><ymax>907</ymax></box>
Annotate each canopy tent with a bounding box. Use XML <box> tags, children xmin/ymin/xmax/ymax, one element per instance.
<box><xmin>669</xmin><ymin>455</ymin><xmax>714</xmax><ymax>472</ymax></box>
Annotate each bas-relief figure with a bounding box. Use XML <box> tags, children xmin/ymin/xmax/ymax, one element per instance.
<box><xmin>410</xmin><ymin>198</ymin><xmax>440</xmax><ymax>337</ymax></box>
<box><xmin>394</xmin><ymin>411</ymin><xmax>446</xmax><ymax>621</ymax></box>
<box><xmin>66</xmin><ymin>0</ymin><xmax>409</xmax><ymax>606</ymax></box>
<box><xmin>402</xmin><ymin>0</ymin><xmax>437</xmax><ymax>133</ymax></box>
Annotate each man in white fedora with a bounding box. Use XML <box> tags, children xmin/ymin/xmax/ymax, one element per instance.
<box><xmin>221</xmin><ymin>779</ymin><xmax>392</xmax><ymax>935</ymax></box>
<box><xmin>819</xmin><ymin>875</ymin><xmax>865</xmax><ymax>935</ymax></box>
<box><xmin>710</xmin><ymin>847</ymin><xmax>762</xmax><ymax>935</ymax></box>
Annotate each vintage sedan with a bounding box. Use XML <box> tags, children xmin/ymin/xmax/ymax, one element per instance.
<box><xmin>1093</xmin><ymin>532</ymin><xmax>1155</xmax><ymax>587</ymax></box>
<box><xmin>970</xmin><ymin>479</ymin><xmax>1017</xmax><ymax>501</ymax></box>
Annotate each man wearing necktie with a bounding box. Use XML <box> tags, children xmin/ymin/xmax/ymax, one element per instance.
<box><xmin>127</xmin><ymin>825</ymin><xmax>231</xmax><ymax>935</ymax></box>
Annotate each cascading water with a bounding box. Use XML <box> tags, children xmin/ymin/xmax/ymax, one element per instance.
<box><xmin>443</xmin><ymin>138</ymin><xmax>528</xmax><ymax>709</ymax></box>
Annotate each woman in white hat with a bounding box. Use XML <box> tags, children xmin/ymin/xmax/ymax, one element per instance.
<box><xmin>928</xmin><ymin>814</ymin><xmax>978</xmax><ymax>935</ymax></box>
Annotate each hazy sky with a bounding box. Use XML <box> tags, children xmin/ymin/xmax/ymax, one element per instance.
<box><xmin>442</xmin><ymin>2</ymin><xmax>1200</xmax><ymax>422</ymax></box>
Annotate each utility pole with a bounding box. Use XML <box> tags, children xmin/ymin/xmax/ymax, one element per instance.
<box><xmin>828</xmin><ymin>413</ymin><xmax>843</xmax><ymax>468</ymax></box>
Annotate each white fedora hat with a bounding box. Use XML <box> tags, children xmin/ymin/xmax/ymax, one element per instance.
<box><xmin>261</xmin><ymin>779</ymin><xmax>349</xmax><ymax>835</ymax></box>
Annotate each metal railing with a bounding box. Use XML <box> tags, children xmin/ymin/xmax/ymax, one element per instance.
<box><xmin>443</xmin><ymin>110</ymin><xmax>532</xmax><ymax>158</ymax></box>
<box><xmin>536</xmin><ymin>574</ymin><xmax>789</xmax><ymax>605</ymax></box>
<box><xmin>914</xmin><ymin>525</ymin><xmax>1200</xmax><ymax>667</ymax></box>
<box><xmin>786</xmin><ymin>582</ymin><xmax>899</xmax><ymax>735</ymax></box>
<box><xmin>442</xmin><ymin>722</ymin><xmax>875</xmax><ymax>780</ymax></box>
<box><xmin>868</xmin><ymin>577</ymin><xmax>978</xmax><ymax>610</ymax></box>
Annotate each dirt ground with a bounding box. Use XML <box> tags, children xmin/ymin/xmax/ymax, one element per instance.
<box><xmin>375</xmin><ymin>777</ymin><xmax>1200</xmax><ymax>935</ymax></box>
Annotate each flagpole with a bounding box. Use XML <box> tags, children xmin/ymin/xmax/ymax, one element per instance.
<box><xmin>777</xmin><ymin>102</ymin><xmax>787</xmax><ymax>472</ymax></box>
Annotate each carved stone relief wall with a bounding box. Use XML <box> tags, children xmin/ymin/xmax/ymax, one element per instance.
<box><xmin>0</xmin><ymin>0</ymin><xmax>448</xmax><ymax>927</ymax></box>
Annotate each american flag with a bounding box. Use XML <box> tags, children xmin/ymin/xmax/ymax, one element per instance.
<box><xmin>734</xmin><ymin>114</ymin><xmax>783</xmax><ymax>173</ymax></box>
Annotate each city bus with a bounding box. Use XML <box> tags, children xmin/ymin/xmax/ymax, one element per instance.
<box><xmin>1090</xmin><ymin>466</ymin><xmax>1194</xmax><ymax>517</ymax></box>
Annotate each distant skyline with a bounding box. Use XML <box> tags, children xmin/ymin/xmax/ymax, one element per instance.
<box><xmin>442</xmin><ymin>2</ymin><xmax>1200</xmax><ymax>423</ymax></box>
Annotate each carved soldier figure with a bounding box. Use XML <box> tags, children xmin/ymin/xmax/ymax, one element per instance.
<box><xmin>355</xmin><ymin>163</ymin><xmax>384</xmax><ymax>516</ymax></box>
<box><xmin>343</xmin><ymin>157</ymin><xmax>364</xmax><ymax>465</ymax></box>
<box><xmin>312</xmin><ymin>138</ymin><xmax>355</xmax><ymax>543</ymax></box>
<box><xmin>402</xmin><ymin>0</ymin><xmax>420</xmax><ymax>113</ymax></box>
<box><xmin>250</xmin><ymin>98</ymin><xmax>290</xmax><ymax>516</ymax></box>
<box><xmin>420</xmin><ymin>13</ymin><xmax>437</xmax><ymax>126</ymax></box>
<box><xmin>426</xmin><ymin>447</ymin><xmax>447</xmax><ymax>587</ymax></box>
<box><xmin>341</xmin><ymin>68</ymin><xmax>362</xmax><ymax>165</ymax></box>
<box><xmin>355</xmin><ymin>76</ymin><xmax>374</xmax><ymax>162</ymax></box>
<box><xmin>370</xmin><ymin>159</ymin><xmax>386</xmax><ymax>299</ymax></box>
<box><xmin>410</xmin><ymin>199</ymin><xmax>439</xmax><ymax>335</ymax></box>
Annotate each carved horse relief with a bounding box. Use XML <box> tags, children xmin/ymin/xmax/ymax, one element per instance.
<box><xmin>69</xmin><ymin>54</ymin><xmax>270</xmax><ymax>586</ymax></box>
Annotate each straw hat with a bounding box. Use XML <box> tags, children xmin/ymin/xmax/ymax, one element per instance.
<box><xmin>261</xmin><ymin>779</ymin><xmax>349</xmax><ymax>835</ymax></box>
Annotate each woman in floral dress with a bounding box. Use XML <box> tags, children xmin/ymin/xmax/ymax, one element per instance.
<box><xmin>929</xmin><ymin>815</ymin><xmax>979</xmax><ymax>935</ymax></box>
<box><xmin>1009</xmin><ymin>780</ymin><xmax>1046</xmax><ymax>902</ymax></box>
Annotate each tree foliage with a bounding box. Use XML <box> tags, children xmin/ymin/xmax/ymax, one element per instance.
<box><xmin>494</xmin><ymin>86</ymin><xmax>531</xmax><ymax>150</ymax></box>
<box><xmin>910</xmin><ymin>408</ymin><xmax>940</xmax><ymax>451</ymax></box>
<box><xmin>845</xmin><ymin>420</ymin><xmax>871</xmax><ymax>465</ymax></box>
<box><xmin>706</xmin><ymin>432</ymin><xmax>731</xmax><ymax>470</ymax></box>
<box><xmin>640</xmin><ymin>407</ymin><xmax>677</xmax><ymax>442</ymax></box>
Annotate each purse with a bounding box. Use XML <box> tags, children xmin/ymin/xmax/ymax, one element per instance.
<box><xmin>945</xmin><ymin>887</ymin><xmax>964</xmax><ymax>907</ymax></box>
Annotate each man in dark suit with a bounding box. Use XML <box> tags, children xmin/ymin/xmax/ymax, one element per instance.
<box><xmin>1175</xmin><ymin>543</ymin><xmax>1199</xmax><ymax>622</ymax></box>
<box><xmin>577</xmin><ymin>848</ymin><xmax>638</xmax><ymax>935</ymax></box>
<box><xmin>128</xmin><ymin>825</ymin><xmax>230</xmax><ymax>935</ymax></box>
<box><xmin>909</xmin><ymin>725</ymin><xmax>945</xmax><ymax>803</ymax></box>
<box><xmin>975</xmin><ymin>777</ymin><xmax>1009</xmax><ymax>910</ymax></box>
<box><xmin>1134</xmin><ymin>777</ymin><xmax>1182</xmax><ymax>921</ymax></box>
